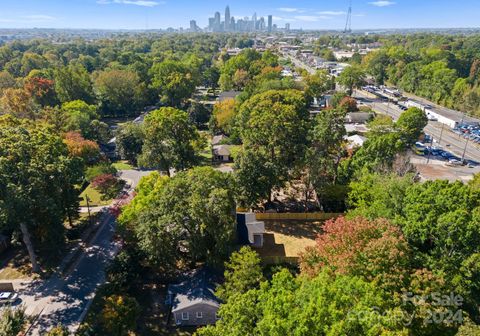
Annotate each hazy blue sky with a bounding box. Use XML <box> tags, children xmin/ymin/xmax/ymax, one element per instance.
<box><xmin>0</xmin><ymin>0</ymin><xmax>479</xmax><ymax>30</ymax></box>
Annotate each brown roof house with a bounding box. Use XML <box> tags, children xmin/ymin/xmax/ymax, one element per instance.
<box><xmin>166</xmin><ymin>268</ymin><xmax>221</xmax><ymax>327</ymax></box>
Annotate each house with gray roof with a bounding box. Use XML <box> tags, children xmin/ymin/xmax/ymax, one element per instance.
<box><xmin>213</xmin><ymin>144</ymin><xmax>233</xmax><ymax>162</ymax></box>
<box><xmin>166</xmin><ymin>268</ymin><xmax>221</xmax><ymax>327</ymax></box>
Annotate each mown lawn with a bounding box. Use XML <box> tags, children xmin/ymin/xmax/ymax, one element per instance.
<box><xmin>112</xmin><ymin>161</ymin><xmax>135</xmax><ymax>170</ymax></box>
<box><xmin>79</xmin><ymin>184</ymin><xmax>112</xmax><ymax>207</ymax></box>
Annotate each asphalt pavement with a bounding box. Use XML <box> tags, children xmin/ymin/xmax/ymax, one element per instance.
<box><xmin>19</xmin><ymin>169</ymin><xmax>153</xmax><ymax>335</ymax></box>
<box><xmin>354</xmin><ymin>90</ymin><xmax>480</xmax><ymax>163</ymax></box>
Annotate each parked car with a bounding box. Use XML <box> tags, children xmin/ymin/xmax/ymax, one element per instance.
<box><xmin>0</xmin><ymin>291</ymin><xmax>18</xmax><ymax>305</ymax></box>
<box><xmin>446</xmin><ymin>159</ymin><xmax>463</xmax><ymax>167</ymax></box>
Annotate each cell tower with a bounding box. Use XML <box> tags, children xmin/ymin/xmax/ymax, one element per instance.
<box><xmin>344</xmin><ymin>0</ymin><xmax>352</xmax><ymax>33</ymax></box>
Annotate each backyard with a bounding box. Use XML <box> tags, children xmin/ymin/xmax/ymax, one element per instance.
<box><xmin>254</xmin><ymin>220</ymin><xmax>325</xmax><ymax>263</ymax></box>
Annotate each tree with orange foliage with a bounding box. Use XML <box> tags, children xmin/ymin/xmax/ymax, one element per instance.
<box><xmin>63</xmin><ymin>131</ymin><xmax>100</xmax><ymax>164</ymax></box>
<box><xmin>212</xmin><ymin>98</ymin><xmax>236</xmax><ymax>135</ymax></box>
<box><xmin>0</xmin><ymin>87</ymin><xmax>38</xmax><ymax>119</ymax></box>
<box><xmin>339</xmin><ymin>96</ymin><xmax>358</xmax><ymax>112</ymax></box>
<box><xmin>23</xmin><ymin>77</ymin><xmax>57</xmax><ymax>107</ymax></box>
<box><xmin>300</xmin><ymin>216</ymin><xmax>411</xmax><ymax>292</ymax></box>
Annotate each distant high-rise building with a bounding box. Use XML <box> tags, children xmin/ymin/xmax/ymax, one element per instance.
<box><xmin>225</xmin><ymin>6</ymin><xmax>231</xmax><ymax>31</ymax></box>
<box><xmin>214</xmin><ymin>11</ymin><xmax>221</xmax><ymax>31</ymax></box>
<box><xmin>267</xmin><ymin>15</ymin><xmax>273</xmax><ymax>32</ymax></box>
<box><xmin>208</xmin><ymin>17</ymin><xmax>215</xmax><ymax>31</ymax></box>
<box><xmin>190</xmin><ymin>20</ymin><xmax>198</xmax><ymax>32</ymax></box>
<box><xmin>252</xmin><ymin>13</ymin><xmax>257</xmax><ymax>31</ymax></box>
<box><xmin>231</xmin><ymin>17</ymin><xmax>236</xmax><ymax>31</ymax></box>
<box><xmin>285</xmin><ymin>23</ymin><xmax>290</xmax><ymax>32</ymax></box>
<box><xmin>259</xmin><ymin>17</ymin><xmax>265</xmax><ymax>31</ymax></box>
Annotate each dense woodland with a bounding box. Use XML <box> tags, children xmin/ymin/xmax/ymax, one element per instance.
<box><xmin>0</xmin><ymin>33</ymin><xmax>479</xmax><ymax>335</ymax></box>
<box><xmin>329</xmin><ymin>34</ymin><xmax>480</xmax><ymax>116</ymax></box>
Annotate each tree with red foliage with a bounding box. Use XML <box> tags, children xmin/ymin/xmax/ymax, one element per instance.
<box><xmin>63</xmin><ymin>131</ymin><xmax>100</xmax><ymax>163</ymax></box>
<box><xmin>300</xmin><ymin>216</ymin><xmax>411</xmax><ymax>292</ymax></box>
<box><xmin>91</xmin><ymin>173</ymin><xmax>125</xmax><ymax>201</ymax></box>
<box><xmin>24</xmin><ymin>77</ymin><xmax>57</xmax><ymax>107</ymax></box>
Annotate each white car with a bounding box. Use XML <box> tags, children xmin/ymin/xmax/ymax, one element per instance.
<box><xmin>0</xmin><ymin>291</ymin><xmax>18</xmax><ymax>305</ymax></box>
<box><xmin>446</xmin><ymin>159</ymin><xmax>463</xmax><ymax>167</ymax></box>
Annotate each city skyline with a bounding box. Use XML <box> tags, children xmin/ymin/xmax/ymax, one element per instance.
<box><xmin>203</xmin><ymin>6</ymin><xmax>277</xmax><ymax>33</ymax></box>
<box><xmin>0</xmin><ymin>0</ymin><xmax>479</xmax><ymax>30</ymax></box>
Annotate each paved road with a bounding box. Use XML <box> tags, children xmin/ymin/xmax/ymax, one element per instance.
<box><xmin>402</xmin><ymin>91</ymin><xmax>480</xmax><ymax>125</ymax></box>
<box><xmin>20</xmin><ymin>169</ymin><xmax>153</xmax><ymax>335</ymax></box>
<box><xmin>354</xmin><ymin>91</ymin><xmax>480</xmax><ymax>163</ymax></box>
<box><xmin>282</xmin><ymin>53</ymin><xmax>316</xmax><ymax>74</ymax></box>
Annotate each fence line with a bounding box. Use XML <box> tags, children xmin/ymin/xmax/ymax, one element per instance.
<box><xmin>255</xmin><ymin>212</ymin><xmax>343</xmax><ymax>221</ymax></box>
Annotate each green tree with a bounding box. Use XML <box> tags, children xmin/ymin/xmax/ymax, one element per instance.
<box><xmin>61</xmin><ymin>100</ymin><xmax>99</xmax><ymax>138</ymax></box>
<box><xmin>303</xmin><ymin>70</ymin><xmax>331</xmax><ymax>103</ymax></box>
<box><xmin>350</xmin><ymin>132</ymin><xmax>405</xmax><ymax>174</ymax></box>
<box><xmin>396</xmin><ymin>107</ymin><xmax>428</xmax><ymax>145</ymax></box>
<box><xmin>46</xmin><ymin>325</ymin><xmax>69</xmax><ymax>336</ymax></box>
<box><xmin>305</xmin><ymin>108</ymin><xmax>346</xmax><ymax>209</ymax></box>
<box><xmin>150</xmin><ymin>60</ymin><xmax>197</xmax><ymax>107</ymax></box>
<box><xmin>236</xmin><ymin>89</ymin><xmax>309</xmax><ymax>204</ymax></box>
<box><xmin>94</xmin><ymin>69</ymin><xmax>147</xmax><ymax>116</ymax></box>
<box><xmin>139</xmin><ymin>107</ymin><xmax>200</xmax><ymax>175</ymax></box>
<box><xmin>363</xmin><ymin>50</ymin><xmax>390</xmax><ymax>85</ymax></box>
<box><xmin>118</xmin><ymin>172</ymin><xmax>169</xmax><ymax>226</ymax></box>
<box><xmin>115</xmin><ymin>122</ymin><xmax>144</xmax><ymax>165</ymax></box>
<box><xmin>54</xmin><ymin>64</ymin><xmax>94</xmax><ymax>104</ymax></box>
<box><xmin>132</xmin><ymin>167</ymin><xmax>236</xmax><ymax>270</ymax></box>
<box><xmin>0</xmin><ymin>307</ymin><xmax>26</xmax><ymax>336</ymax></box>
<box><xmin>100</xmin><ymin>295</ymin><xmax>140</xmax><ymax>336</ymax></box>
<box><xmin>337</xmin><ymin>65</ymin><xmax>366</xmax><ymax>96</ymax></box>
<box><xmin>0</xmin><ymin>116</ymin><xmax>83</xmax><ymax>272</ymax></box>
<box><xmin>216</xmin><ymin>246</ymin><xmax>263</xmax><ymax>301</ymax></box>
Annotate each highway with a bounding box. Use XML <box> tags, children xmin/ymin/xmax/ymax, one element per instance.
<box><xmin>354</xmin><ymin>90</ymin><xmax>480</xmax><ymax>163</ymax></box>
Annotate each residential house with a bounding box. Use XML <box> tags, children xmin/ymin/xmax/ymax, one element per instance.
<box><xmin>212</xmin><ymin>134</ymin><xmax>227</xmax><ymax>146</ymax></box>
<box><xmin>213</xmin><ymin>145</ymin><xmax>232</xmax><ymax>162</ymax></box>
<box><xmin>236</xmin><ymin>212</ymin><xmax>265</xmax><ymax>247</ymax></box>
<box><xmin>218</xmin><ymin>91</ymin><xmax>241</xmax><ymax>102</ymax></box>
<box><xmin>166</xmin><ymin>268</ymin><xmax>221</xmax><ymax>327</ymax></box>
<box><xmin>346</xmin><ymin>134</ymin><xmax>367</xmax><ymax>149</ymax></box>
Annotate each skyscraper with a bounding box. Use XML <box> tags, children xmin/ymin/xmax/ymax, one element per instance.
<box><xmin>252</xmin><ymin>13</ymin><xmax>257</xmax><ymax>31</ymax></box>
<box><xmin>214</xmin><ymin>11</ymin><xmax>221</xmax><ymax>31</ymax></box>
<box><xmin>268</xmin><ymin>15</ymin><xmax>273</xmax><ymax>32</ymax></box>
<box><xmin>190</xmin><ymin>20</ymin><xmax>198</xmax><ymax>32</ymax></box>
<box><xmin>285</xmin><ymin>23</ymin><xmax>290</xmax><ymax>32</ymax></box>
<box><xmin>225</xmin><ymin>6</ymin><xmax>231</xmax><ymax>31</ymax></box>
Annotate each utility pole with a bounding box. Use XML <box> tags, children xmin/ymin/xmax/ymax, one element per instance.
<box><xmin>461</xmin><ymin>137</ymin><xmax>470</xmax><ymax>163</ymax></box>
<box><xmin>438</xmin><ymin>122</ymin><xmax>445</xmax><ymax>145</ymax></box>
<box><xmin>426</xmin><ymin>135</ymin><xmax>434</xmax><ymax>164</ymax></box>
<box><xmin>85</xmin><ymin>195</ymin><xmax>92</xmax><ymax>225</ymax></box>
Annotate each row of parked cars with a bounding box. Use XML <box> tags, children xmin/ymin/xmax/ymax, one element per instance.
<box><xmin>452</xmin><ymin>123</ymin><xmax>480</xmax><ymax>144</ymax></box>
<box><xmin>414</xmin><ymin>141</ymin><xmax>478</xmax><ymax>167</ymax></box>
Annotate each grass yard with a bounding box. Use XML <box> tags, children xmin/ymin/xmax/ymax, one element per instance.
<box><xmin>112</xmin><ymin>161</ymin><xmax>134</xmax><ymax>170</ymax></box>
<box><xmin>254</xmin><ymin>220</ymin><xmax>324</xmax><ymax>262</ymax></box>
<box><xmin>79</xmin><ymin>184</ymin><xmax>112</xmax><ymax>207</ymax></box>
<box><xmin>0</xmin><ymin>266</ymin><xmax>30</xmax><ymax>280</ymax></box>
